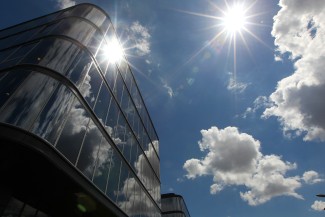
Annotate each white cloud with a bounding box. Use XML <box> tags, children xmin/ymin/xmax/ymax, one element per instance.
<box><xmin>242</xmin><ymin>96</ymin><xmax>271</xmax><ymax>118</ymax></box>
<box><xmin>302</xmin><ymin>170</ymin><xmax>324</xmax><ymax>184</ymax></box>
<box><xmin>183</xmin><ymin>126</ymin><xmax>316</xmax><ymax>206</ymax></box>
<box><xmin>127</xmin><ymin>21</ymin><xmax>151</xmax><ymax>56</ymax></box>
<box><xmin>56</xmin><ymin>0</ymin><xmax>76</xmax><ymax>9</ymax></box>
<box><xmin>227</xmin><ymin>75</ymin><xmax>250</xmax><ymax>93</ymax></box>
<box><xmin>311</xmin><ymin>200</ymin><xmax>325</xmax><ymax>211</ymax></box>
<box><xmin>263</xmin><ymin>0</ymin><xmax>325</xmax><ymax>141</ymax></box>
<box><xmin>161</xmin><ymin>78</ymin><xmax>174</xmax><ymax>98</ymax></box>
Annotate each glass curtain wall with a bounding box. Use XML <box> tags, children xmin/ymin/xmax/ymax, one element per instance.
<box><xmin>0</xmin><ymin>4</ymin><xmax>160</xmax><ymax>217</ymax></box>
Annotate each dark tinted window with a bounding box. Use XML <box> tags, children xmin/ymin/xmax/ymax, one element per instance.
<box><xmin>0</xmin><ymin>70</ymin><xmax>31</xmax><ymax>108</ymax></box>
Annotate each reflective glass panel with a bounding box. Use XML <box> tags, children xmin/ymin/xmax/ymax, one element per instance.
<box><xmin>105</xmin><ymin>149</ymin><xmax>122</xmax><ymax>203</ymax></box>
<box><xmin>76</xmin><ymin>119</ymin><xmax>102</xmax><ymax>179</ymax></box>
<box><xmin>105</xmin><ymin>96</ymin><xmax>119</xmax><ymax>138</ymax></box>
<box><xmin>0</xmin><ymin>70</ymin><xmax>31</xmax><ymax>108</ymax></box>
<box><xmin>113</xmin><ymin>72</ymin><xmax>124</xmax><ymax>105</ymax></box>
<box><xmin>114</xmin><ymin>111</ymin><xmax>127</xmax><ymax>154</ymax></box>
<box><xmin>80</xmin><ymin>64</ymin><xmax>102</xmax><ymax>109</ymax></box>
<box><xmin>59</xmin><ymin>5</ymin><xmax>109</xmax><ymax>32</ymax></box>
<box><xmin>0</xmin><ymin>27</ymin><xmax>39</xmax><ymax>50</ymax></box>
<box><xmin>31</xmin><ymin>83</ymin><xmax>75</xmax><ymax>145</ymax></box>
<box><xmin>55</xmin><ymin>100</ymin><xmax>89</xmax><ymax>164</ymax></box>
<box><xmin>85</xmin><ymin>29</ymin><xmax>103</xmax><ymax>56</ymax></box>
<box><xmin>104</xmin><ymin>63</ymin><xmax>117</xmax><ymax>91</ymax></box>
<box><xmin>21</xmin><ymin>38</ymin><xmax>80</xmax><ymax>75</ymax></box>
<box><xmin>129</xmin><ymin>134</ymin><xmax>139</xmax><ymax>171</ymax></box>
<box><xmin>0</xmin><ymin>72</ymin><xmax>58</xmax><ymax>130</ymax></box>
<box><xmin>51</xmin><ymin>17</ymin><xmax>96</xmax><ymax>46</ymax></box>
<box><xmin>65</xmin><ymin>50</ymin><xmax>92</xmax><ymax>86</ymax></box>
<box><xmin>0</xmin><ymin>34</ymin><xmax>20</xmax><ymax>49</ymax></box>
<box><xmin>36</xmin><ymin>22</ymin><xmax>59</xmax><ymax>38</ymax></box>
<box><xmin>116</xmin><ymin>161</ymin><xmax>130</xmax><ymax>209</ymax></box>
<box><xmin>83</xmin><ymin>7</ymin><xmax>107</xmax><ymax>30</ymax></box>
<box><xmin>93</xmin><ymin>137</ymin><xmax>114</xmax><ymax>192</ymax></box>
<box><xmin>94</xmin><ymin>83</ymin><xmax>111</xmax><ymax>125</ymax></box>
<box><xmin>120</xmin><ymin>173</ymin><xmax>136</xmax><ymax>216</ymax></box>
<box><xmin>0</xmin><ymin>48</ymin><xmax>15</xmax><ymax>64</ymax></box>
<box><xmin>6</xmin><ymin>42</ymin><xmax>38</xmax><ymax>62</ymax></box>
<box><xmin>39</xmin><ymin>39</ymin><xmax>80</xmax><ymax>74</ymax></box>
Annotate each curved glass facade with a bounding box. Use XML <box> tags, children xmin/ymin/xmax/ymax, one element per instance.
<box><xmin>0</xmin><ymin>4</ymin><xmax>160</xmax><ymax>217</ymax></box>
<box><xmin>161</xmin><ymin>194</ymin><xmax>190</xmax><ymax>217</ymax></box>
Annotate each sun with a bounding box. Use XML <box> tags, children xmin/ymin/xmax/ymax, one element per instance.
<box><xmin>104</xmin><ymin>38</ymin><xmax>124</xmax><ymax>64</ymax></box>
<box><xmin>222</xmin><ymin>4</ymin><xmax>247</xmax><ymax>34</ymax></box>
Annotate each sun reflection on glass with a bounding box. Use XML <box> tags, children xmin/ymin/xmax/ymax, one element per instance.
<box><xmin>104</xmin><ymin>38</ymin><xmax>124</xmax><ymax>63</ymax></box>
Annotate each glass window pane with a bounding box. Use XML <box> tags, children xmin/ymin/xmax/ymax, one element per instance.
<box><xmin>104</xmin><ymin>63</ymin><xmax>117</xmax><ymax>91</ymax></box>
<box><xmin>65</xmin><ymin>51</ymin><xmax>92</xmax><ymax>86</ymax></box>
<box><xmin>86</xmin><ymin>29</ymin><xmax>103</xmax><ymax>56</ymax></box>
<box><xmin>93</xmin><ymin>138</ymin><xmax>114</xmax><ymax>192</ymax></box>
<box><xmin>51</xmin><ymin>18</ymin><xmax>96</xmax><ymax>46</ymax></box>
<box><xmin>120</xmin><ymin>173</ymin><xmax>135</xmax><ymax>216</ymax></box>
<box><xmin>84</xmin><ymin>8</ymin><xmax>107</xmax><ymax>30</ymax></box>
<box><xmin>76</xmin><ymin>120</ymin><xmax>102</xmax><ymax>179</ymax></box>
<box><xmin>0</xmin><ymin>70</ymin><xmax>31</xmax><ymax>109</ymax></box>
<box><xmin>94</xmin><ymin>39</ymin><xmax>110</xmax><ymax>73</ymax></box>
<box><xmin>116</xmin><ymin>162</ymin><xmax>130</xmax><ymax>209</ymax></box>
<box><xmin>31</xmin><ymin>84</ymin><xmax>75</xmax><ymax>145</ymax></box>
<box><xmin>105</xmin><ymin>94</ymin><xmax>119</xmax><ymax>137</ymax></box>
<box><xmin>55</xmin><ymin>100</ymin><xmax>89</xmax><ymax>164</ymax></box>
<box><xmin>105</xmin><ymin>149</ymin><xmax>122</xmax><ymax>203</ymax></box>
<box><xmin>94</xmin><ymin>83</ymin><xmax>111</xmax><ymax>125</ymax></box>
<box><xmin>40</xmin><ymin>39</ymin><xmax>80</xmax><ymax>74</ymax></box>
<box><xmin>0</xmin><ymin>72</ymin><xmax>58</xmax><ymax>130</ymax></box>
<box><xmin>6</xmin><ymin>42</ymin><xmax>38</xmax><ymax>63</ymax></box>
<box><xmin>80</xmin><ymin>65</ymin><xmax>102</xmax><ymax>109</ymax></box>
<box><xmin>36</xmin><ymin>22</ymin><xmax>59</xmax><ymax>38</ymax></box>
<box><xmin>122</xmin><ymin>124</ymin><xmax>133</xmax><ymax>163</ymax></box>
<box><xmin>21</xmin><ymin>38</ymin><xmax>80</xmax><ymax>74</ymax></box>
<box><xmin>130</xmin><ymin>135</ymin><xmax>139</xmax><ymax>171</ymax></box>
<box><xmin>21</xmin><ymin>39</ymin><xmax>51</xmax><ymax>64</ymax></box>
<box><xmin>0</xmin><ymin>48</ymin><xmax>16</xmax><ymax>64</ymax></box>
<box><xmin>0</xmin><ymin>27</ymin><xmax>39</xmax><ymax>50</ymax></box>
<box><xmin>114</xmin><ymin>112</ymin><xmax>127</xmax><ymax>154</ymax></box>
<box><xmin>114</xmin><ymin>72</ymin><xmax>124</xmax><ymax>105</ymax></box>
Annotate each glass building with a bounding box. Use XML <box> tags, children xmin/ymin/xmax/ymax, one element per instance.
<box><xmin>0</xmin><ymin>4</ymin><xmax>161</xmax><ymax>217</ymax></box>
<box><xmin>161</xmin><ymin>194</ymin><xmax>190</xmax><ymax>217</ymax></box>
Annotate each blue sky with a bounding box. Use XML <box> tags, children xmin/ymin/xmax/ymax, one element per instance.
<box><xmin>2</xmin><ymin>0</ymin><xmax>325</xmax><ymax>216</ymax></box>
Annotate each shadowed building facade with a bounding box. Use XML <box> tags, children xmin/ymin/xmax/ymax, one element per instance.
<box><xmin>0</xmin><ymin>4</ymin><xmax>161</xmax><ymax>217</ymax></box>
<box><xmin>161</xmin><ymin>194</ymin><xmax>190</xmax><ymax>217</ymax></box>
